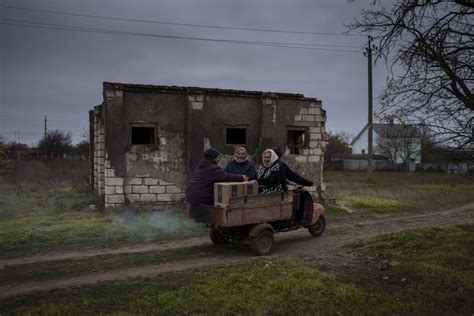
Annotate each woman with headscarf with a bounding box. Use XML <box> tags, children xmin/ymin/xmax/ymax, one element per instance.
<box><xmin>224</xmin><ymin>147</ymin><xmax>257</xmax><ymax>180</ymax></box>
<box><xmin>256</xmin><ymin>148</ymin><xmax>287</xmax><ymax>194</ymax></box>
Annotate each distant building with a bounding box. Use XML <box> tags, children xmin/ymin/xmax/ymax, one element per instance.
<box><xmin>351</xmin><ymin>123</ymin><xmax>423</xmax><ymax>165</ymax></box>
<box><xmin>89</xmin><ymin>82</ymin><xmax>327</xmax><ymax>208</ymax></box>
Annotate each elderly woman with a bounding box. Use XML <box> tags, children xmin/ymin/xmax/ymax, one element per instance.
<box><xmin>256</xmin><ymin>149</ymin><xmax>287</xmax><ymax>194</ymax></box>
<box><xmin>224</xmin><ymin>147</ymin><xmax>257</xmax><ymax>180</ymax></box>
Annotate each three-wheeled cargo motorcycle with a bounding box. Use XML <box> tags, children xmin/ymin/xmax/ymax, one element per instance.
<box><xmin>188</xmin><ymin>188</ymin><xmax>325</xmax><ymax>255</ymax></box>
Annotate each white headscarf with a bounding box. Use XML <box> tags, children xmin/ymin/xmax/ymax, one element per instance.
<box><xmin>262</xmin><ymin>149</ymin><xmax>279</xmax><ymax>167</ymax></box>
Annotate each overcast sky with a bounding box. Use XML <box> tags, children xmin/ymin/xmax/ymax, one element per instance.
<box><xmin>1</xmin><ymin>0</ymin><xmax>392</xmax><ymax>146</ymax></box>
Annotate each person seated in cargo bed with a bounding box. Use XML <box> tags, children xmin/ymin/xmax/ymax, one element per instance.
<box><xmin>256</xmin><ymin>149</ymin><xmax>287</xmax><ymax>194</ymax></box>
<box><xmin>224</xmin><ymin>147</ymin><xmax>257</xmax><ymax>180</ymax></box>
<box><xmin>186</xmin><ymin>148</ymin><xmax>248</xmax><ymax>206</ymax></box>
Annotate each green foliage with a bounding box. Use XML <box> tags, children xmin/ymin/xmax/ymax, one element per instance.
<box><xmin>339</xmin><ymin>195</ymin><xmax>407</xmax><ymax>213</ymax></box>
<box><xmin>0</xmin><ymin>148</ymin><xmax>14</xmax><ymax>177</ymax></box>
<box><xmin>1</xmin><ymin>258</ymin><xmax>367</xmax><ymax>315</ymax></box>
<box><xmin>324</xmin><ymin>132</ymin><xmax>352</xmax><ymax>169</ymax></box>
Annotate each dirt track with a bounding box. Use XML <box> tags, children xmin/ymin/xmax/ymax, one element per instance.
<box><xmin>1</xmin><ymin>202</ymin><xmax>473</xmax><ymax>300</ymax></box>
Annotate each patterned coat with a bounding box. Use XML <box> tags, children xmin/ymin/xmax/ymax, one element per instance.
<box><xmin>256</xmin><ymin>162</ymin><xmax>287</xmax><ymax>194</ymax></box>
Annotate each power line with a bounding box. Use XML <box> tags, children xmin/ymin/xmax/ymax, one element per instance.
<box><xmin>0</xmin><ymin>19</ymin><xmax>362</xmax><ymax>53</ymax></box>
<box><xmin>0</xmin><ymin>4</ymin><xmax>364</xmax><ymax>37</ymax></box>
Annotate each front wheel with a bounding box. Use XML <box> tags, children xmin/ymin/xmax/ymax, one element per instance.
<box><xmin>210</xmin><ymin>226</ymin><xmax>229</xmax><ymax>244</ymax></box>
<box><xmin>250</xmin><ymin>230</ymin><xmax>274</xmax><ymax>256</ymax></box>
<box><xmin>308</xmin><ymin>214</ymin><xmax>325</xmax><ymax>237</ymax></box>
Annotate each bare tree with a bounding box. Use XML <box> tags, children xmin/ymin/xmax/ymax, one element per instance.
<box><xmin>349</xmin><ymin>1</ymin><xmax>473</xmax><ymax>148</ymax></box>
<box><xmin>375</xmin><ymin>124</ymin><xmax>423</xmax><ymax>166</ymax></box>
<box><xmin>38</xmin><ymin>130</ymin><xmax>74</xmax><ymax>154</ymax></box>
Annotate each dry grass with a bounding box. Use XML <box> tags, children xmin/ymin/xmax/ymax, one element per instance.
<box><xmin>324</xmin><ymin>171</ymin><xmax>474</xmax><ymax>214</ymax></box>
<box><xmin>11</xmin><ymin>159</ymin><xmax>89</xmax><ymax>191</ymax></box>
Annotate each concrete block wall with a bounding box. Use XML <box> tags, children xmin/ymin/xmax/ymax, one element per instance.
<box><xmin>286</xmin><ymin>100</ymin><xmax>327</xmax><ymax>193</ymax></box>
<box><xmin>103</xmin><ymin>168</ymin><xmax>185</xmax><ymax>208</ymax></box>
<box><xmin>92</xmin><ymin>107</ymin><xmax>105</xmax><ymax>195</ymax></box>
<box><xmin>124</xmin><ymin>176</ymin><xmax>184</xmax><ymax>205</ymax></box>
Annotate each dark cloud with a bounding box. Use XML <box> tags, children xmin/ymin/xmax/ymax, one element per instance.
<box><xmin>1</xmin><ymin>0</ymin><xmax>390</xmax><ymax>145</ymax></box>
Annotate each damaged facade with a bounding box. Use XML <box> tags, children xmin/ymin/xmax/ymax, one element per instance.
<box><xmin>90</xmin><ymin>82</ymin><xmax>327</xmax><ymax>208</ymax></box>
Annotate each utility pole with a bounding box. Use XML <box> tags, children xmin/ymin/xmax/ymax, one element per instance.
<box><xmin>44</xmin><ymin>115</ymin><xmax>47</xmax><ymax>157</ymax></box>
<box><xmin>364</xmin><ymin>36</ymin><xmax>376</xmax><ymax>178</ymax></box>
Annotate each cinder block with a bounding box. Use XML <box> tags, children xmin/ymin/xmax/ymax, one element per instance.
<box><xmin>128</xmin><ymin>178</ymin><xmax>142</xmax><ymax>185</ymax></box>
<box><xmin>105</xmin><ymin>186</ymin><xmax>115</xmax><ymax>195</ymax></box>
<box><xmin>166</xmin><ymin>186</ymin><xmax>182</xmax><ymax>194</ymax></box>
<box><xmin>115</xmin><ymin>186</ymin><xmax>123</xmax><ymax>194</ymax></box>
<box><xmin>310</xmin><ymin>127</ymin><xmax>320</xmax><ymax>133</ymax></box>
<box><xmin>309</xmin><ymin>141</ymin><xmax>319</xmax><ymax>148</ymax></box>
<box><xmin>144</xmin><ymin>178</ymin><xmax>159</xmax><ymax>185</ymax></box>
<box><xmin>302</xmin><ymin>115</ymin><xmax>315</xmax><ymax>121</ymax></box>
<box><xmin>127</xmin><ymin>194</ymin><xmax>140</xmax><ymax>202</ymax></box>
<box><xmin>308</xmin><ymin>108</ymin><xmax>320</xmax><ymax>115</ymax></box>
<box><xmin>196</xmin><ymin>94</ymin><xmax>204</xmax><ymax>102</ymax></box>
<box><xmin>294</xmin><ymin>115</ymin><xmax>302</xmax><ymax>121</ymax></box>
<box><xmin>140</xmin><ymin>194</ymin><xmax>157</xmax><ymax>202</ymax></box>
<box><xmin>105</xmin><ymin>194</ymin><xmax>124</xmax><ymax>204</ymax></box>
<box><xmin>188</xmin><ymin>95</ymin><xmax>196</xmax><ymax>102</ymax></box>
<box><xmin>159</xmin><ymin>179</ymin><xmax>173</xmax><ymax>185</ymax></box>
<box><xmin>105</xmin><ymin>168</ymin><xmax>115</xmax><ymax>177</ymax></box>
<box><xmin>299</xmin><ymin>108</ymin><xmax>308</xmax><ymax>115</ymax></box>
<box><xmin>172</xmin><ymin>193</ymin><xmax>185</xmax><ymax>201</ymax></box>
<box><xmin>308</xmin><ymin>155</ymin><xmax>320</xmax><ymax>163</ymax></box>
<box><xmin>310</xmin><ymin>148</ymin><xmax>322</xmax><ymax>155</ymax></box>
<box><xmin>135</xmin><ymin>174</ymin><xmax>150</xmax><ymax>178</ymax></box>
<box><xmin>295</xmin><ymin>156</ymin><xmax>308</xmax><ymax>162</ymax></box>
<box><xmin>310</xmin><ymin>133</ymin><xmax>322</xmax><ymax>140</ymax></box>
<box><xmin>157</xmin><ymin>194</ymin><xmax>173</xmax><ymax>201</ymax></box>
<box><xmin>133</xmin><ymin>185</ymin><xmax>148</xmax><ymax>194</ymax></box>
<box><xmin>105</xmin><ymin>177</ymin><xmax>123</xmax><ymax>186</ymax></box>
<box><xmin>124</xmin><ymin>185</ymin><xmax>132</xmax><ymax>194</ymax></box>
<box><xmin>150</xmin><ymin>186</ymin><xmax>166</xmax><ymax>194</ymax></box>
<box><xmin>192</xmin><ymin>101</ymin><xmax>203</xmax><ymax>110</ymax></box>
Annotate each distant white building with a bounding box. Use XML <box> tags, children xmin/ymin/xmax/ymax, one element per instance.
<box><xmin>351</xmin><ymin>123</ymin><xmax>424</xmax><ymax>164</ymax></box>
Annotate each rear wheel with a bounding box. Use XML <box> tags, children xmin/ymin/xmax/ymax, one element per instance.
<box><xmin>308</xmin><ymin>214</ymin><xmax>325</xmax><ymax>237</ymax></box>
<box><xmin>250</xmin><ymin>230</ymin><xmax>274</xmax><ymax>256</ymax></box>
<box><xmin>210</xmin><ymin>226</ymin><xmax>229</xmax><ymax>244</ymax></box>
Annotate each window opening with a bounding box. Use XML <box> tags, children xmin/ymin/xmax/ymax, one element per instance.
<box><xmin>287</xmin><ymin>130</ymin><xmax>305</xmax><ymax>154</ymax></box>
<box><xmin>226</xmin><ymin>128</ymin><xmax>246</xmax><ymax>145</ymax></box>
<box><xmin>131</xmin><ymin>127</ymin><xmax>154</xmax><ymax>145</ymax></box>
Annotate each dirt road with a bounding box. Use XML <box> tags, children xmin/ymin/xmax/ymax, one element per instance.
<box><xmin>1</xmin><ymin>202</ymin><xmax>473</xmax><ymax>299</ymax></box>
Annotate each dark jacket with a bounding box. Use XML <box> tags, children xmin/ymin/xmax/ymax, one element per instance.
<box><xmin>224</xmin><ymin>160</ymin><xmax>257</xmax><ymax>180</ymax></box>
<box><xmin>256</xmin><ymin>162</ymin><xmax>287</xmax><ymax>194</ymax></box>
<box><xmin>186</xmin><ymin>158</ymin><xmax>245</xmax><ymax>205</ymax></box>
<box><xmin>280</xmin><ymin>161</ymin><xmax>313</xmax><ymax>186</ymax></box>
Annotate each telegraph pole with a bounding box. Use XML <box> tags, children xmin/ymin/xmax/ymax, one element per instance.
<box><xmin>364</xmin><ymin>36</ymin><xmax>376</xmax><ymax>178</ymax></box>
<box><xmin>44</xmin><ymin>115</ymin><xmax>47</xmax><ymax>157</ymax></box>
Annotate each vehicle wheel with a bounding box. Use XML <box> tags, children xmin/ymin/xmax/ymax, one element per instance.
<box><xmin>250</xmin><ymin>230</ymin><xmax>274</xmax><ymax>256</ymax></box>
<box><xmin>210</xmin><ymin>226</ymin><xmax>229</xmax><ymax>244</ymax></box>
<box><xmin>308</xmin><ymin>214</ymin><xmax>325</xmax><ymax>237</ymax></box>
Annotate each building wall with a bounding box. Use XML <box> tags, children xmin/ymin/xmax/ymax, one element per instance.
<box><xmin>90</xmin><ymin>83</ymin><xmax>327</xmax><ymax>208</ymax></box>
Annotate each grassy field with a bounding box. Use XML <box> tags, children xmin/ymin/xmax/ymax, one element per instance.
<box><xmin>0</xmin><ymin>186</ymin><xmax>206</xmax><ymax>258</ymax></box>
<box><xmin>324</xmin><ymin>171</ymin><xmax>474</xmax><ymax>216</ymax></box>
<box><xmin>1</xmin><ymin>166</ymin><xmax>473</xmax><ymax>314</ymax></box>
<box><xmin>1</xmin><ymin>224</ymin><xmax>472</xmax><ymax>314</ymax></box>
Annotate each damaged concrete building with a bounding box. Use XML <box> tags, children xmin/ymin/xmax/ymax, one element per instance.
<box><xmin>89</xmin><ymin>82</ymin><xmax>327</xmax><ymax>208</ymax></box>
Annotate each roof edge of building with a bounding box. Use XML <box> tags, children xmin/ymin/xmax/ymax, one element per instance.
<box><xmin>103</xmin><ymin>81</ymin><xmax>320</xmax><ymax>101</ymax></box>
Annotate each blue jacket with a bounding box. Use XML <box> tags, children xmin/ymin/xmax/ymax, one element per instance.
<box><xmin>224</xmin><ymin>160</ymin><xmax>257</xmax><ymax>180</ymax></box>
